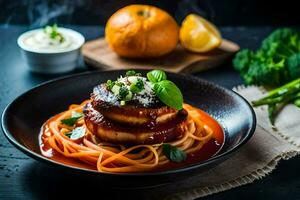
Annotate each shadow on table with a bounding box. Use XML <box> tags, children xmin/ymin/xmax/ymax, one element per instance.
<box><xmin>22</xmin><ymin>162</ymin><xmax>177</xmax><ymax>200</ymax></box>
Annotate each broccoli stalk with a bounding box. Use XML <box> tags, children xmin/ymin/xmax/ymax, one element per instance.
<box><xmin>268</xmin><ymin>105</ymin><xmax>276</xmax><ymax>125</ymax></box>
<box><xmin>252</xmin><ymin>78</ymin><xmax>300</xmax><ymax>124</ymax></box>
<box><xmin>252</xmin><ymin>78</ymin><xmax>300</xmax><ymax>106</ymax></box>
<box><xmin>294</xmin><ymin>98</ymin><xmax>300</xmax><ymax>107</ymax></box>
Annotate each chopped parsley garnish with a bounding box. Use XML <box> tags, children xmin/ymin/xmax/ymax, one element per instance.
<box><xmin>119</xmin><ymin>86</ymin><xmax>129</xmax><ymax>99</ymax></box>
<box><xmin>126</xmin><ymin>70</ymin><xmax>136</xmax><ymax>76</ymax></box>
<box><xmin>106</xmin><ymin>80</ymin><xmax>115</xmax><ymax>90</ymax></box>
<box><xmin>130</xmin><ymin>78</ymin><xmax>144</xmax><ymax>93</ymax></box>
<box><xmin>115</xmin><ymin>81</ymin><xmax>125</xmax><ymax>87</ymax></box>
<box><xmin>61</xmin><ymin>111</ymin><xmax>83</xmax><ymax>126</ymax></box>
<box><xmin>162</xmin><ymin>144</ymin><xmax>187</xmax><ymax>163</ymax></box>
<box><xmin>125</xmin><ymin>70</ymin><xmax>141</xmax><ymax>76</ymax></box>
<box><xmin>44</xmin><ymin>24</ymin><xmax>65</xmax><ymax>43</ymax></box>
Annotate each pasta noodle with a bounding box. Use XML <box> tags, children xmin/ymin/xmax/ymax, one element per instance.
<box><xmin>41</xmin><ymin>100</ymin><xmax>217</xmax><ymax>173</ymax></box>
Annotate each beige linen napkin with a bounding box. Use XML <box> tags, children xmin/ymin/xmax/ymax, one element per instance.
<box><xmin>147</xmin><ymin>85</ymin><xmax>300</xmax><ymax>200</ymax></box>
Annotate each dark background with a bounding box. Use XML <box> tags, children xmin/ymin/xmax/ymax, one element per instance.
<box><xmin>0</xmin><ymin>0</ymin><xmax>299</xmax><ymax>28</ymax></box>
<box><xmin>1</xmin><ymin>1</ymin><xmax>300</xmax><ymax>200</ymax></box>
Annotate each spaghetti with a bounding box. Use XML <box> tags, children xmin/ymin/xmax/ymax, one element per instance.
<box><xmin>40</xmin><ymin>100</ymin><xmax>224</xmax><ymax>173</ymax></box>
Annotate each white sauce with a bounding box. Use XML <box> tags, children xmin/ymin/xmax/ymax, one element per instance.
<box><xmin>18</xmin><ymin>27</ymin><xmax>84</xmax><ymax>53</ymax></box>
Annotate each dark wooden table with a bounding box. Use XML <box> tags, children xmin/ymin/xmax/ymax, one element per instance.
<box><xmin>1</xmin><ymin>25</ymin><xmax>300</xmax><ymax>200</ymax></box>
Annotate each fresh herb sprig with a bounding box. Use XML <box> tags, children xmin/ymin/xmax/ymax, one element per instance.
<box><xmin>162</xmin><ymin>144</ymin><xmax>187</xmax><ymax>163</ymax></box>
<box><xmin>147</xmin><ymin>69</ymin><xmax>183</xmax><ymax>110</ymax></box>
<box><xmin>147</xmin><ymin>69</ymin><xmax>167</xmax><ymax>83</ymax></box>
<box><xmin>129</xmin><ymin>77</ymin><xmax>144</xmax><ymax>93</ymax></box>
<box><xmin>61</xmin><ymin>111</ymin><xmax>83</xmax><ymax>126</ymax></box>
<box><xmin>106</xmin><ymin>70</ymin><xmax>144</xmax><ymax>105</ymax></box>
<box><xmin>154</xmin><ymin>80</ymin><xmax>183</xmax><ymax>110</ymax></box>
<box><xmin>125</xmin><ymin>70</ymin><xmax>141</xmax><ymax>77</ymax></box>
<box><xmin>119</xmin><ymin>86</ymin><xmax>130</xmax><ymax>99</ymax></box>
<box><xmin>44</xmin><ymin>24</ymin><xmax>65</xmax><ymax>43</ymax></box>
<box><xmin>105</xmin><ymin>69</ymin><xmax>183</xmax><ymax>109</ymax></box>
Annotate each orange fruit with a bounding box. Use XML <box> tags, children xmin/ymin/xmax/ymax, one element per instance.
<box><xmin>179</xmin><ymin>14</ymin><xmax>222</xmax><ymax>53</ymax></box>
<box><xmin>105</xmin><ymin>5</ymin><xmax>179</xmax><ymax>58</ymax></box>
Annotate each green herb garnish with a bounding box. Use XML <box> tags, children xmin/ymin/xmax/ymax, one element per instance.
<box><xmin>162</xmin><ymin>144</ymin><xmax>187</xmax><ymax>163</ymax></box>
<box><xmin>130</xmin><ymin>78</ymin><xmax>144</xmax><ymax>93</ymax></box>
<box><xmin>44</xmin><ymin>24</ymin><xmax>65</xmax><ymax>43</ymax></box>
<box><xmin>126</xmin><ymin>70</ymin><xmax>136</xmax><ymax>76</ymax></box>
<box><xmin>65</xmin><ymin>132</ymin><xmax>72</xmax><ymax>138</ymax></box>
<box><xmin>125</xmin><ymin>70</ymin><xmax>141</xmax><ymax>76</ymax></box>
<box><xmin>119</xmin><ymin>86</ymin><xmax>129</xmax><ymax>99</ymax></box>
<box><xmin>153</xmin><ymin>80</ymin><xmax>183</xmax><ymax>110</ymax></box>
<box><xmin>147</xmin><ymin>69</ymin><xmax>167</xmax><ymax>83</ymax></box>
<box><xmin>106</xmin><ymin>69</ymin><xmax>183</xmax><ymax>109</ymax></box>
<box><xmin>294</xmin><ymin>98</ymin><xmax>300</xmax><ymax>107</ymax></box>
<box><xmin>115</xmin><ymin>81</ymin><xmax>125</xmax><ymax>87</ymax></box>
<box><xmin>106</xmin><ymin>80</ymin><xmax>115</xmax><ymax>90</ymax></box>
<box><xmin>61</xmin><ymin>111</ymin><xmax>83</xmax><ymax>126</ymax></box>
<box><xmin>65</xmin><ymin>127</ymin><xmax>86</xmax><ymax>140</ymax></box>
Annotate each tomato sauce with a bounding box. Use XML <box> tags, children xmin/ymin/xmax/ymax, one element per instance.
<box><xmin>39</xmin><ymin>106</ymin><xmax>224</xmax><ymax>172</ymax></box>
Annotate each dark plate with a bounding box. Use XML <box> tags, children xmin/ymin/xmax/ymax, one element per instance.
<box><xmin>1</xmin><ymin>70</ymin><xmax>256</xmax><ymax>188</ymax></box>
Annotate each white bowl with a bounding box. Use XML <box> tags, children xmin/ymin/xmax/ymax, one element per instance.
<box><xmin>17</xmin><ymin>27</ymin><xmax>85</xmax><ymax>74</ymax></box>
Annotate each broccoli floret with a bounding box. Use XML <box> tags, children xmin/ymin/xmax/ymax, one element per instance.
<box><xmin>261</xmin><ymin>28</ymin><xmax>300</xmax><ymax>57</ymax></box>
<box><xmin>246</xmin><ymin>59</ymin><xmax>284</xmax><ymax>86</ymax></box>
<box><xmin>287</xmin><ymin>53</ymin><xmax>300</xmax><ymax>80</ymax></box>
<box><xmin>233</xmin><ymin>49</ymin><xmax>253</xmax><ymax>73</ymax></box>
<box><xmin>262</xmin><ymin>28</ymin><xmax>300</xmax><ymax>49</ymax></box>
<box><xmin>233</xmin><ymin>28</ymin><xmax>300</xmax><ymax>86</ymax></box>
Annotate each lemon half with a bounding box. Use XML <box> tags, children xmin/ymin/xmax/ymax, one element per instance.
<box><xmin>180</xmin><ymin>14</ymin><xmax>222</xmax><ymax>53</ymax></box>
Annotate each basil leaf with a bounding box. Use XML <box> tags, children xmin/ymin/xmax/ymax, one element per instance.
<box><xmin>65</xmin><ymin>132</ymin><xmax>72</xmax><ymax>138</ymax></box>
<box><xmin>153</xmin><ymin>80</ymin><xmax>183</xmax><ymax>110</ymax></box>
<box><xmin>61</xmin><ymin>111</ymin><xmax>83</xmax><ymax>126</ymax></box>
<box><xmin>66</xmin><ymin>127</ymin><xmax>86</xmax><ymax>140</ymax></box>
<box><xmin>147</xmin><ymin>70</ymin><xmax>167</xmax><ymax>83</ymax></box>
<box><xmin>162</xmin><ymin>144</ymin><xmax>187</xmax><ymax>163</ymax></box>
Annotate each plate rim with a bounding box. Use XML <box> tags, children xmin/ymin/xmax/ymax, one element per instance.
<box><xmin>1</xmin><ymin>69</ymin><xmax>256</xmax><ymax>176</ymax></box>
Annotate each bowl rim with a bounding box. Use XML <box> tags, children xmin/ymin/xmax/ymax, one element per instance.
<box><xmin>1</xmin><ymin>70</ymin><xmax>256</xmax><ymax>176</ymax></box>
<box><xmin>17</xmin><ymin>27</ymin><xmax>85</xmax><ymax>54</ymax></box>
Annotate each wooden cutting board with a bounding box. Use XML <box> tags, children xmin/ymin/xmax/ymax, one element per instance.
<box><xmin>82</xmin><ymin>38</ymin><xmax>239</xmax><ymax>73</ymax></box>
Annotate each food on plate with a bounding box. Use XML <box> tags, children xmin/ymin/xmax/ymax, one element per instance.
<box><xmin>105</xmin><ymin>5</ymin><xmax>179</xmax><ymax>58</ymax></box>
<box><xmin>233</xmin><ymin>28</ymin><xmax>300</xmax><ymax>86</ymax></box>
<box><xmin>179</xmin><ymin>14</ymin><xmax>222</xmax><ymax>53</ymax></box>
<box><xmin>40</xmin><ymin>69</ymin><xmax>224</xmax><ymax>173</ymax></box>
<box><xmin>252</xmin><ymin>78</ymin><xmax>300</xmax><ymax>125</ymax></box>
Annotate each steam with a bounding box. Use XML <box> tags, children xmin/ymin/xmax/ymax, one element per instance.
<box><xmin>3</xmin><ymin>0</ymin><xmax>215</xmax><ymax>27</ymax></box>
<box><xmin>175</xmin><ymin>0</ymin><xmax>215</xmax><ymax>23</ymax></box>
<box><xmin>4</xmin><ymin>0</ymin><xmax>85</xmax><ymax>28</ymax></box>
